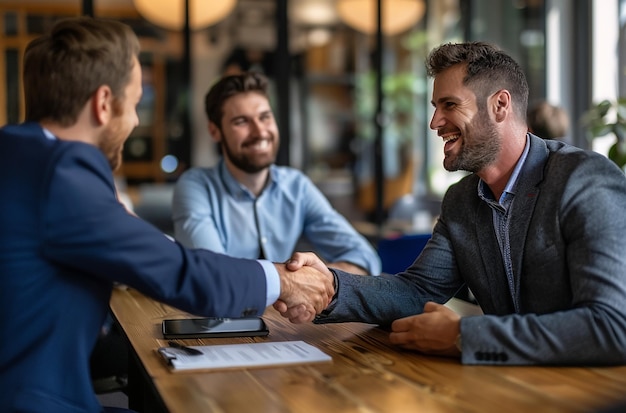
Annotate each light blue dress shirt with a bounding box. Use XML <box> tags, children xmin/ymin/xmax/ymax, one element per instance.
<box><xmin>172</xmin><ymin>160</ymin><xmax>381</xmax><ymax>275</ymax></box>
<box><xmin>477</xmin><ymin>134</ymin><xmax>530</xmax><ymax>312</ymax></box>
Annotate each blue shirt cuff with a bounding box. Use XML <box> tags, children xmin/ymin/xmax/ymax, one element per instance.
<box><xmin>257</xmin><ymin>259</ymin><xmax>280</xmax><ymax>307</ymax></box>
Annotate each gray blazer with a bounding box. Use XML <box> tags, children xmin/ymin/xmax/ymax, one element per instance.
<box><xmin>316</xmin><ymin>135</ymin><xmax>626</xmax><ymax>365</ymax></box>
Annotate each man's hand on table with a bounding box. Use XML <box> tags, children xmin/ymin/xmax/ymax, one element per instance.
<box><xmin>389</xmin><ymin>301</ymin><xmax>461</xmax><ymax>357</ymax></box>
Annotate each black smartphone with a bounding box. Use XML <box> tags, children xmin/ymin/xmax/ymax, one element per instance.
<box><xmin>162</xmin><ymin>317</ymin><xmax>269</xmax><ymax>339</ymax></box>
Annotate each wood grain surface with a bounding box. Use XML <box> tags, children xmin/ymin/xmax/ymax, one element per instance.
<box><xmin>110</xmin><ymin>287</ymin><xmax>626</xmax><ymax>413</ymax></box>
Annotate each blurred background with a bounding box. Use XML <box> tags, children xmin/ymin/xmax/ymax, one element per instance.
<box><xmin>0</xmin><ymin>0</ymin><xmax>622</xmax><ymax>235</ymax></box>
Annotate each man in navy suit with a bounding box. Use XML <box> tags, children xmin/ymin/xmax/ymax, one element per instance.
<box><xmin>280</xmin><ymin>42</ymin><xmax>626</xmax><ymax>366</ymax></box>
<box><xmin>0</xmin><ymin>17</ymin><xmax>333</xmax><ymax>413</ymax></box>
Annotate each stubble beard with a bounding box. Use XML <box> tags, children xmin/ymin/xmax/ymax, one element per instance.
<box><xmin>97</xmin><ymin>99</ymin><xmax>129</xmax><ymax>172</ymax></box>
<box><xmin>222</xmin><ymin>138</ymin><xmax>277</xmax><ymax>174</ymax></box>
<box><xmin>444</xmin><ymin>110</ymin><xmax>500</xmax><ymax>173</ymax></box>
<box><xmin>98</xmin><ymin>120</ymin><xmax>126</xmax><ymax>172</ymax></box>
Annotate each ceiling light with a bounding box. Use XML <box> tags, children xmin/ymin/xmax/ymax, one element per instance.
<box><xmin>132</xmin><ymin>0</ymin><xmax>237</xmax><ymax>31</ymax></box>
<box><xmin>291</xmin><ymin>0</ymin><xmax>338</xmax><ymax>26</ymax></box>
<box><xmin>336</xmin><ymin>0</ymin><xmax>425</xmax><ymax>36</ymax></box>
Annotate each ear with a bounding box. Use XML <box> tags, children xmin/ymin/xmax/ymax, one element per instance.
<box><xmin>92</xmin><ymin>85</ymin><xmax>114</xmax><ymax>126</ymax></box>
<box><xmin>491</xmin><ymin>89</ymin><xmax>511</xmax><ymax>123</ymax></box>
<box><xmin>208</xmin><ymin>121</ymin><xmax>222</xmax><ymax>143</ymax></box>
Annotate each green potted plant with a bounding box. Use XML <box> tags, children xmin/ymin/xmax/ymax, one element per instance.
<box><xmin>583</xmin><ymin>98</ymin><xmax>626</xmax><ymax>170</ymax></box>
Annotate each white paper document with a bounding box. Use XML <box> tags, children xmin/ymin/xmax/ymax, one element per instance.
<box><xmin>158</xmin><ymin>340</ymin><xmax>332</xmax><ymax>371</ymax></box>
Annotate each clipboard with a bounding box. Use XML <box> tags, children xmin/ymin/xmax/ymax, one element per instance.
<box><xmin>157</xmin><ymin>340</ymin><xmax>332</xmax><ymax>371</ymax></box>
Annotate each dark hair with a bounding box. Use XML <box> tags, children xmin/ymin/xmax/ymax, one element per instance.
<box><xmin>23</xmin><ymin>16</ymin><xmax>140</xmax><ymax>126</ymax></box>
<box><xmin>527</xmin><ymin>101</ymin><xmax>569</xmax><ymax>140</ymax></box>
<box><xmin>204</xmin><ymin>71</ymin><xmax>269</xmax><ymax>128</ymax></box>
<box><xmin>426</xmin><ymin>41</ymin><xmax>529</xmax><ymax>120</ymax></box>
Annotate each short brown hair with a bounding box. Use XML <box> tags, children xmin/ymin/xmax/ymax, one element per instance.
<box><xmin>426</xmin><ymin>42</ymin><xmax>529</xmax><ymax>121</ymax></box>
<box><xmin>527</xmin><ymin>101</ymin><xmax>569</xmax><ymax>140</ymax></box>
<box><xmin>204</xmin><ymin>71</ymin><xmax>269</xmax><ymax>128</ymax></box>
<box><xmin>23</xmin><ymin>16</ymin><xmax>140</xmax><ymax>126</ymax></box>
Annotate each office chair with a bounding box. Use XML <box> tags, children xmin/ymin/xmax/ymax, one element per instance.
<box><xmin>377</xmin><ymin>233</ymin><xmax>431</xmax><ymax>274</ymax></box>
<box><xmin>377</xmin><ymin>233</ymin><xmax>476</xmax><ymax>303</ymax></box>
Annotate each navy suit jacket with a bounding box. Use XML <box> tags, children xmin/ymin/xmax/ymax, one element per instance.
<box><xmin>317</xmin><ymin>135</ymin><xmax>626</xmax><ymax>366</ymax></box>
<box><xmin>0</xmin><ymin>123</ymin><xmax>268</xmax><ymax>412</ymax></box>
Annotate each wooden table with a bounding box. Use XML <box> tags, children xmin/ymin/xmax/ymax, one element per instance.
<box><xmin>110</xmin><ymin>288</ymin><xmax>626</xmax><ymax>413</ymax></box>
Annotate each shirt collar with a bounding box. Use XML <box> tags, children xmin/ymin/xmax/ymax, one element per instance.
<box><xmin>42</xmin><ymin>127</ymin><xmax>56</xmax><ymax>140</ymax></box>
<box><xmin>218</xmin><ymin>159</ymin><xmax>276</xmax><ymax>199</ymax></box>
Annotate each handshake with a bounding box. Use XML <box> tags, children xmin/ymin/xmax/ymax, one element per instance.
<box><xmin>273</xmin><ymin>252</ymin><xmax>334</xmax><ymax>323</ymax></box>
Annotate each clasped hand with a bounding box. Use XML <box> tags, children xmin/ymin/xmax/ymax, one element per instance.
<box><xmin>273</xmin><ymin>253</ymin><xmax>461</xmax><ymax>358</ymax></box>
<box><xmin>273</xmin><ymin>252</ymin><xmax>334</xmax><ymax>323</ymax></box>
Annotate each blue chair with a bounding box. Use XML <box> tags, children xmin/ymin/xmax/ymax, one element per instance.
<box><xmin>377</xmin><ymin>233</ymin><xmax>431</xmax><ymax>274</ymax></box>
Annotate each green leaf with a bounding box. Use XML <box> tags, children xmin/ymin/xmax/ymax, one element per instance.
<box><xmin>597</xmin><ymin>100</ymin><xmax>612</xmax><ymax>117</ymax></box>
<box><xmin>590</xmin><ymin>124</ymin><xmax>612</xmax><ymax>137</ymax></box>
<box><xmin>608</xmin><ymin>142</ymin><xmax>626</xmax><ymax>168</ymax></box>
<box><xmin>615</xmin><ymin>123</ymin><xmax>626</xmax><ymax>142</ymax></box>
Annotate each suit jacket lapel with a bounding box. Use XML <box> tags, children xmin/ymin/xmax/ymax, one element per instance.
<box><xmin>471</xmin><ymin>135</ymin><xmax>549</xmax><ymax>314</ymax></box>
<box><xmin>508</xmin><ymin>135</ymin><xmax>548</xmax><ymax>311</ymax></box>
<box><xmin>474</xmin><ymin>197</ymin><xmax>516</xmax><ymax>314</ymax></box>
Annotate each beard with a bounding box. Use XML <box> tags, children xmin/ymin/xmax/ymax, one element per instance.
<box><xmin>96</xmin><ymin>98</ymin><xmax>129</xmax><ymax>172</ymax></box>
<box><xmin>221</xmin><ymin>138</ymin><xmax>277</xmax><ymax>174</ymax></box>
<box><xmin>444</xmin><ymin>109</ymin><xmax>501</xmax><ymax>173</ymax></box>
<box><xmin>98</xmin><ymin>119</ymin><xmax>126</xmax><ymax>172</ymax></box>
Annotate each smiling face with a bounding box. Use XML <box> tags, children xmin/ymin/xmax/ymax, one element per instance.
<box><xmin>98</xmin><ymin>56</ymin><xmax>142</xmax><ymax>171</ymax></box>
<box><xmin>429</xmin><ymin>64</ymin><xmax>500</xmax><ymax>173</ymax></box>
<box><xmin>210</xmin><ymin>91</ymin><xmax>279</xmax><ymax>174</ymax></box>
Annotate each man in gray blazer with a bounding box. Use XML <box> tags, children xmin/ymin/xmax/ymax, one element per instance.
<box><xmin>277</xmin><ymin>42</ymin><xmax>626</xmax><ymax>366</ymax></box>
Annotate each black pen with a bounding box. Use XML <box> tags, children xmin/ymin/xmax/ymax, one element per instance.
<box><xmin>167</xmin><ymin>340</ymin><xmax>203</xmax><ymax>356</ymax></box>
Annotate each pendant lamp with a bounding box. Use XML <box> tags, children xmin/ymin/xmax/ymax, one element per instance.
<box><xmin>132</xmin><ymin>0</ymin><xmax>237</xmax><ymax>31</ymax></box>
<box><xmin>336</xmin><ymin>0</ymin><xmax>425</xmax><ymax>36</ymax></box>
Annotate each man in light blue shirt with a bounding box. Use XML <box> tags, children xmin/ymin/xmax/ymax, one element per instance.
<box><xmin>172</xmin><ymin>72</ymin><xmax>380</xmax><ymax>275</ymax></box>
